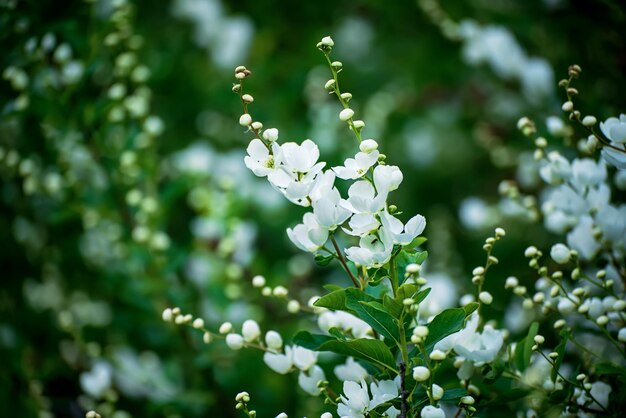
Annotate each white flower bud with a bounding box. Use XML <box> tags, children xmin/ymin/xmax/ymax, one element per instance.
<box><xmin>613</xmin><ymin>300</ymin><xmax>626</xmax><ymax>311</ymax></box>
<box><xmin>495</xmin><ymin>227</ymin><xmax>506</xmax><ymax>237</ymax></box>
<box><xmin>203</xmin><ymin>332</ymin><xmax>212</xmax><ymax>344</ymax></box>
<box><xmin>596</xmin><ymin>315</ymin><xmax>609</xmax><ymax>326</ymax></box>
<box><xmin>239</xmin><ymin>114</ymin><xmax>252</xmax><ymax>126</ymax></box>
<box><xmin>412</xmin><ymin>366</ymin><xmax>430</xmax><ymax>382</ymax></box>
<box><xmin>479</xmin><ymin>291</ymin><xmax>493</xmax><ymax>305</ymax></box>
<box><xmin>320</xmin><ymin>36</ymin><xmax>334</xmax><ymax>47</ymax></box>
<box><xmin>226</xmin><ymin>333</ymin><xmax>245</xmax><ymax>350</ymax></box>
<box><xmin>273</xmin><ymin>286</ymin><xmax>288</xmax><ymax>297</ymax></box>
<box><xmin>359</xmin><ymin>139</ymin><xmax>378</xmax><ymax>153</ymax></box>
<box><xmin>429</xmin><ymin>349</ymin><xmax>446</xmax><ymax>361</ymax></box>
<box><xmin>287</xmin><ymin>300</ymin><xmax>301</xmax><ymax>313</ymax></box>
<box><xmin>413</xmin><ymin>326</ymin><xmax>429</xmax><ymax>338</ymax></box>
<box><xmin>162</xmin><ymin>308</ymin><xmax>173</xmax><ymax>322</ymax></box>
<box><xmin>554</xmin><ymin>319</ymin><xmax>566</xmax><ymax>329</ymax></box>
<box><xmin>431</xmin><ymin>384</ymin><xmax>444</xmax><ymax>401</ymax></box>
<box><xmin>339</xmin><ymin>108</ymin><xmax>354</xmax><ymax>121</ymax></box>
<box><xmin>265</xmin><ymin>330</ymin><xmax>283</xmax><ymax>349</ymax></box>
<box><xmin>219</xmin><ymin>322</ymin><xmax>233</xmax><ymax>334</ymax></box>
<box><xmin>582</xmin><ymin>115</ymin><xmax>597</xmax><ymax>126</ymax></box>
<box><xmin>193</xmin><ymin>318</ymin><xmax>205</xmax><ymax>329</ymax></box>
<box><xmin>275</xmin><ymin>413</ymin><xmax>287</xmax><ymax>418</ymax></box>
<box><xmin>242</xmin><ymin>94</ymin><xmax>254</xmax><ymax>103</ymax></box>
<box><xmin>251</xmin><ymin>121</ymin><xmax>263</xmax><ymax>131</ymax></box>
<box><xmin>405</xmin><ymin>263</ymin><xmax>421</xmax><ymax>274</ymax></box>
<box><xmin>421</xmin><ymin>406</ymin><xmax>445</xmax><ymax>418</ymax></box>
<box><xmin>352</xmin><ymin>120</ymin><xmax>365</xmax><ymax>129</ymax></box>
<box><xmin>340</xmin><ymin>92</ymin><xmax>352</xmax><ymax>101</ymax></box>
<box><xmin>618</xmin><ymin>328</ymin><xmax>626</xmax><ymax>342</ymax></box>
<box><xmin>524</xmin><ymin>246</ymin><xmax>538</xmax><ymax>258</ymax></box>
<box><xmin>324</xmin><ymin>79</ymin><xmax>336</xmax><ymax>90</ymax></box>
<box><xmin>534</xmin><ymin>335</ymin><xmax>545</xmax><ymax>344</ymax></box>
<box><xmin>561</xmin><ymin>101</ymin><xmax>574</xmax><ymax>112</ymax></box>
<box><xmin>242</xmin><ymin>319</ymin><xmax>261</xmax><ymax>342</ymax></box>
<box><xmin>262</xmin><ymin>128</ymin><xmax>279</xmax><ymax>142</ymax></box>
<box><xmin>472</xmin><ymin>266</ymin><xmax>485</xmax><ymax>276</ymax></box>
<box><xmin>550</xmin><ymin>243</ymin><xmax>571</xmax><ymax>264</ymax></box>
<box><xmin>252</xmin><ymin>275</ymin><xmax>266</xmax><ymax>288</ymax></box>
<box><xmin>505</xmin><ymin>276</ymin><xmax>518</xmax><ymax>289</ymax></box>
<box><xmin>461</xmin><ymin>395</ymin><xmax>475</xmax><ymax>405</ymax></box>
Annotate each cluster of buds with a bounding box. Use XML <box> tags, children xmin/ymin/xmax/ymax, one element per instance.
<box><xmin>251</xmin><ymin>275</ymin><xmax>303</xmax><ymax>313</ymax></box>
<box><xmin>162</xmin><ymin>307</ymin><xmax>211</xmax><ymax>344</ymax></box>
<box><xmin>235</xmin><ymin>391</ymin><xmax>256</xmax><ymax>417</ymax></box>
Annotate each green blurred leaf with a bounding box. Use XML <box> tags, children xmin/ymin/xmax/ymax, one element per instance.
<box><xmin>314</xmin><ymin>253</ymin><xmax>334</xmax><ymax>266</ymax></box>
<box><xmin>514</xmin><ymin>321</ymin><xmax>539</xmax><ymax>372</ymax></box>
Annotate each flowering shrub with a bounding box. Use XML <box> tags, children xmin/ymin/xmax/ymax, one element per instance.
<box><xmin>3</xmin><ymin>1</ymin><xmax>626</xmax><ymax>418</ymax></box>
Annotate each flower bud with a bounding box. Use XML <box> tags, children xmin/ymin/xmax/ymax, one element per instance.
<box><xmin>252</xmin><ymin>275</ymin><xmax>266</xmax><ymax>287</ymax></box>
<box><xmin>242</xmin><ymin>94</ymin><xmax>254</xmax><ymax>103</ymax></box>
<box><xmin>412</xmin><ymin>366</ymin><xmax>430</xmax><ymax>382</ymax></box>
<box><xmin>242</xmin><ymin>319</ymin><xmax>261</xmax><ymax>342</ymax></box>
<box><xmin>550</xmin><ymin>243</ymin><xmax>571</xmax><ymax>264</ymax></box>
<box><xmin>239</xmin><ymin>114</ymin><xmax>252</xmax><ymax>126</ymax></box>
<box><xmin>226</xmin><ymin>333</ymin><xmax>245</xmax><ymax>350</ymax></box>
<box><xmin>162</xmin><ymin>308</ymin><xmax>173</xmax><ymax>322</ymax></box>
<box><xmin>265</xmin><ymin>330</ymin><xmax>283</xmax><ymax>349</ymax></box>
<box><xmin>193</xmin><ymin>318</ymin><xmax>205</xmax><ymax>329</ymax></box>
<box><xmin>359</xmin><ymin>139</ymin><xmax>378</xmax><ymax>153</ymax></box>
<box><xmin>582</xmin><ymin>115</ymin><xmax>597</xmax><ymax>126</ymax></box>
<box><xmin>479</xmin><ymin>291</ymin><xmax>493</xmax><ymax>305</ymax></box>
<box><xmin>262</xmin><ymin>129</ymin><xmax>279</xmax><ymax>142</ymax></box>
<box><xmin>431</xmin><ymin>384</ymin><xmax>444</xmax><ymax>401</ymax></box>
<box><xmin>339</xmin><ymin>108</ymin><xmax>354</xmax><ymax>121</ymax></box>
<box><xmin>219</xmin><ymin>322</ymin><xmax>233</xmax><ymax>334</ymax></box>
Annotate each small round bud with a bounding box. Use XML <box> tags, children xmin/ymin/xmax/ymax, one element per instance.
<box><xmin>596</xmin><ymin>315</ymin><xmax>609</xmax><ymax>326</ymax></box>
<box><xmin>534</xmin><ymin>335</ymin><xmax>545</xmax><ymax>344</ymax></box>
<box><xmin>431</xmin><ymin>384</ymin><xmax>444</xmax><ymax>401</ymax></box>
<box><xmin>331</xmin><ymin>61</ymin><xmax>343</xmax><ymax>71</ymax></box>
<box><xmin>505</xmin><ymin>276</ymin><xmax>519</xmax><ymax>289</ymax></box>
<box><xmin>429</xmin><ymin>349</ymin><xmax>446</xmax><ymax>361</ymax></box>
<box><xmin>287</xmin><ymin>300</ymin><xmax>301</xmax><ymax>313</ymax></box>
<box><xmin>339</xmin><ymin>108</ymin><xmax>355</xmax><ymax>121</ymax></box>
<box><xmin>562</xmin><ymin>101</ymin><xmax>574</xmax><ymax>112</ymax></box>
<box><xmin>251</xmin><ymin>121</ymin><xmax>263</xmax><ymax>131</ymax></box>
<box><xmin>576</xmin><ymin>373</ymin><xmax>586</xmax><ymax>381</ymax></box>
<box><xmin>406</xmin><ymin>263</ymin><xmax>421</xmax><ymax>274</ymax></box>
<box><xmin>242</xmin><ymin>94</ymin><xmax>254</xmax><ymax>103</ymax></box>
<box><xmin>472</xmin><ymin>267</ymin><xmax>485</xmax><ymax>276</ymax></box>
<box><xmin>495</xmin><ymin>227</ymin><xmax>506</xmax><ymax>237</ymax></box>
<box><xmin>242</xmin><ymin>319</ymin><xmax>261</xmax><ymax>342</ymax></box>
<box><xmin>352</xmin><ymin>120</ymin><xmax>365</xmax><ymax>129</ymax></box>
<box><xmin>162</xmin><ymin>308</ymin><xmax>173</xmax><ymax>322</ymax></box>
<box><xmin>324</xmin><ymin>79</ymin><xmax>336</xmax><ymax>90</ymax></box>
<box><xmin>265</xmin><ymin>330</ymin><xmax>283</xmax><ymax>349</ymax></box>
<box><xmin>403</xmin><ymin>298</ymin><xmax>415</xmax><ymax>306</ymax></box>
<box><xmin>412</xmin><ymin>366</ymin><xmax>430</xmax><ymax>382</ymax></box>
<box><xmin>341</xmin><ymin>92</ymin><xmax>352</xmax><ymax>102</ymax></box>
<box><xmin>273</xmin><ymin>286</ymin><xmax>288</xmax><ymax>297</ymax></box>
<box><xmin>203</xmin><ymin>332</ymin><xmax>212</xmax><ymax>344</ymax></box>
<box><xmin>524</xmin><ymin>246</ymin><xmax>538</xmax><ymax>258</ymax></box>
<box><xmin>226</xmin><ymin>333</ymin><xmax>245</xmax><ymax>350</ymax></box>
<box><xmin>582</xmin><ymin>115</ymin><xmax>597</xmax><ymax>126</ymax></box>
<box><xmin>239</xmin><ymin>114</ymin><xmax>252</xmax><ymax>126</ymax></box>
<box><xmin>479</xmin><ymin>291</ymin><xmax>493</xmax><ymax>305</ymax></box>
<box><xmin>460</xmin><ymin>396</ymin><xmax>475</xmax><ymax>405</ymax></box>
<box><xmin>550</xmin><ymin>243</ymin><xmax>571</xmax><ymax>264</ymax></box>
<box><xmin>359</xmin><ymin>139</ymin><xmax>378</xmax><ymax>153</ymax></box>
<box><xmin>252</xmin><ymin>275</ymin><xmax>266</xmax><ymax>288</ymax></box>
<box><xmin>320</xmin><ymin>36</ymin><xmax>334</xmax><ymax>47</ymax></box>
<box><xmin>219</xmin><ymin>322</ymin><xmax>233</xmax><ymax>334</ymax></box>
<box><xmin>232</xmin><ymin>84</ymin><xmax>242</xmax><ymax>93</ymax></box>
<box><xmin>554</xmin><ymin>319</ymin><xmax>566</xmax><ymax>329</ymax></box>
<box><xmin>618</xmin><ymin>328</ymin><xmax>626</xmax><ymax>342</ymax></box>
<box><xmin>193</xmin><ymin>318</ymin><xmax>205</xmax><ymax>329</ymax></box>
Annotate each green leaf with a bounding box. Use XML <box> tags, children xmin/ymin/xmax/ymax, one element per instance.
<box><xmin>396</xmin><ymin>250</ymin><xmax>428</xmax><ymax>284</ymax></box>
<box><xmin>407</xmin><ymin>236</ymin><xmax>428</xmax><ymax>249</ymax></box>
<box><xmin>294</xmin><ymin>332</ymin><xmax>397</xmax><ymax>372</ymax></box>
<box><xmin>595</xmin><ymin>362</ymin><xmax>626</xmax><ymax>380</ymax></box>
<box><xmin>395</xmin><ymin>283</ymin><xmax>419</xmax><ymax>302</ymax></box>
<box><xmin>323</xmin><ymin>284</ymin><xmax>343</xmax><ymax>292</ymax></box>
<box><xmin>346</xmin><ymin>293</ymin><xmax>400</xmax><ymax>345</ymax></box>
<box><xmin>483</xmin><ymin>357</ymin><xmax>505</xmax><ymax>383</ymax></box>
<box><xmin>514</xmin><ymin>321</ymin><xmax>539</xmax><ymax>372</ymax></box>
<box><xmin>413</xmin><ymin>288</ymin><xmax>431</xmax><ymax>305</ymax></box>
<box><xmin>551</xmin><ymin>329</ymin><xmax>569</xmax><ymax>382</ymax></box>
<box><xmin>463</xmin><ymin>302</ymin><xmax>479</xmax><ymax>316</ymax></box>
<box><xmin>314</xmin><ymin>253</ymin><xmax>334</xmax><ymax>266</ymax></box>
<box><xmin>383</xmin><ymin>294</ymin><xmax>403</xmax><ymax>319</ymax></box>
<box><xmin>423</xmin><ymin>307</ymin><xmax>468</xmax><ymax>352</ymax></box>
<box><xmin>292</xmin><ymin>331</ymin><xmax>335</xmax><ymax>349</ymax></box>
<box><xmin>314</xmin><ymin>288</ymin><xmax>348</xmax><ymax>311</ymax></box>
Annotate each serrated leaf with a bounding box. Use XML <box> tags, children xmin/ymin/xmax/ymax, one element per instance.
<box><xmin>423</xmin><ymin>307</ymin><xmax>468</xmax><ymax>353</ymax></box>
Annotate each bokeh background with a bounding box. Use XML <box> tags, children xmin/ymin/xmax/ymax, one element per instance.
<box><xmin>1</xmin><ymin>0</ymin><xmax>625</xmax><ymax>417</ymax></box>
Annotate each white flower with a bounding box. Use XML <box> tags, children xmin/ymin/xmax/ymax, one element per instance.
<box><xmin>292</xmin><ymin>346</ymin><xmax>318</xmax><ymax>371</ymax></box>
<box><xmin>601</xmin><ymin>145</ymin><xmax>626</xmax><ymax>170</ymax></box>
<box><xmin>298</xmin><ymin>365</ymin><xmax>326</xmax><ymax>396</ymax></box>
<box><xmin>421</xmin><ymin>405</ymin><xmax>446</xmax><ymax>418</ymax></box>
<box><xmin>550</xmin><ymin>243</ymin><xmax>571</xmax><ymax>264</ymax></box>
<box><xmin>279</xmin><ymin>139</ymin><xmax>323</xmax><ymax>173</ymax></box>
<box><xmin>337</xmin><ymin>380</ymin><xmax>370</xmax><ymax>418</ymax></box>
<box><xmin>241</xmin><ymin>319</ymin><xmax>261</xmax><ymax>342</ymax></box>
<box><xmin>380</xmin><ymin>210</ymin><xmax>426</xmax><ymax>246</ymax></box>
<box><xmin>80</xmin><ymin>361</ymin><xmax>113</xmax><ymax>399</ymax></box>
<box><xmin>571</xmin><ymin>158</ymin><xmax>607</xmax><ymax>189</ymax></box>
<box><xmin>244</xmin><ymin>138</ymin><xmax>278</xmax><ymax>176</ymax></box>
<box><xmin>373</xmin><ymin>165</ymin><xmax>403</xmax><ymax>195</ymax></box>
<box><xmin>334</xmin><ymin>357</ymin><xmax>369</xmax><ymax>382</ymax></box>
<box><xmin>600</xmin><ymin>114</ymin><xmax>626</xmax><ymax>144</ymax></box>
<box><xmin>344</xmin><ymin>213</ymin><xmax>380</xmax><ymax>237</ymax></box>
<box><xmin>567</xmin><ymin>216</ymin><xmax>601</xmax><ymax>261</ymax></box>
<box><xmin>287</xmin><ymin>213</ymin><xmax>329</xmax><ymax>253</ymax></box>
<box><xmin>369</xmin><ymin>380</ymin><xmax>398</xmax><ymax>409</ymax></box>
<box><xmin>333</xmin><ymin>150</ymin><xmax>379</xmax><ymax>180</ymax></box>
<box><xmin>345</xmin><ymin>232</ymin><xmax>393</xmax><ymax>268</ymax></box>
<box><xmin>341</xmin><ymin>181</ymin><xmax>387</xmax><ymax>215</ymax></box>
<box><xmin>434</xmin><ymin>313</ymin><xmax>504</xmax><ymax>363</ymax></box>
<box><xmin>312</xmin><ymin>178</ymin><xmax>351</xmax><ymax>231</ymax></box>
<box><xmin>539</xmin><ymin>151</ymin><xmax>571</xmax><ymax>185</ymax></box>
<box><xmin>360</xmin><ymin>139</ymin><xmax>378</xmax><ymax>153</ymax></box>
<box><xmin>263</xmin><ymin>346</ymin><xmax>293</xmax><ymax>374</ymax></box>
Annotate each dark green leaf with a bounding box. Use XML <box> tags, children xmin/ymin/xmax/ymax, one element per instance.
<box><xmin>346</xmin><ymin>294</ymin><xmax>400</xmax><ymax>345</ymax></box>
<box><xmin>314</xmin><ymin>253</ymin><xmax>334</xmax><ymax>266</ymax></box>
<box><xmin>292</xmin><ymin>331</ymin><xmax>335</xmax><ymax>349</ymax></box>
<box><xmin>514</xmin><ymin>321</ymin><xmax>539</xmax><ymax>372</ymax></box>
<box><xmin>424</xmin><ymin>307</ymin><xmax>467</xmax><ymax>352</ymax></box>
<box><xmin>314</xmin><ymin>288</ymin><xmax>348</xmax><ymax>311</ymax></box>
